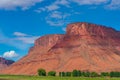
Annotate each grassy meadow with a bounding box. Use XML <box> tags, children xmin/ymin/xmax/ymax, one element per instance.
<box><xmin>0</xmin><ymin>75</ymin><xmax>120</xmax><ymax>80</ymax></box>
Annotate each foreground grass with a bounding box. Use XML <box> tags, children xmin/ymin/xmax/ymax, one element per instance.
<box><xmin>0</xmin><ymin>75</ymin><xmax>120</xmax><ymax>80</ymax></box>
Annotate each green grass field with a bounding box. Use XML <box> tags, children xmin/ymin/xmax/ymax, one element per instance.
<box><xmin>0</xmin><ymin>75</ymin><xmax>120</xmax><ymax>80</ymax></box>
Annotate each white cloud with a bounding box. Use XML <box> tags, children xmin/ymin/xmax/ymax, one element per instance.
<box><xmin>14</xmin><ymin>32</ymin><xmax>28</xmax><ymax>37</ymax></box>
<box><xmin>71</xmin><ymin>0</ymin><xmax>109</xmax><ymax>5</ymax></box>
<box><xmin>35</xmin><ymin>7</ymin><xmax>46</xmax><ymax>13</ymax></box>
<box><xmin>0</xmin><ymin>31</ymin><xmax>39</xmax><ymax>50</ymax></box>
<box><xmin>46</xmin><ymin>11</ymin><xmax>71</xmax><ymax>26</ymax></box>
<box><xmin>35</xmin><ymin>0</ymin><xmax>111</xmax><ymax>27</ymax></box>
<box><xmin>0</xmin><ymin>0</ymin><xmax>43</xmax><ymax>10</ymax></box>
<box><xmin>46</xmin><ymin>0</ymin><xmax>69</xmax><ymax>11</ymax></box>
<box><xmin>16</xmin><ymin>36</ymin><xmax>39</xmax><ymax>44</ymax></box>
<box><xmin>106</xmin><ymin>0</ymin><xmax>120</xmax><ymax>9</ymax></box>
<box><xmin>36</xmin><ymin>0</ymin><xmax>69</xmax><ymax>12</ymax></box>
<box><xmin>3</xmin><ymin>50</ymin><xmax>18</xmax><ymax>58</ymax></box>
<box><xmin>46</xmin><ymin>20</ymin><xmax>64</xmax><ymax>26</ymax></box>
<box><xmin>56</xmin><ymin>0</ymin><xmax>69</xmax><ymax>5</ymax></box>
<box><xmin>46</xmin><ymin>4</ymin><xmax>60</xmax><ymax>11</ymax></box>
<box><xmin>51</xmin><ymin>11</ymin><xmax>63</xmax><ymax>19</ymax></box>
<box><xmin>13</xmin><ymin>32</ymin><xmax>39</xmax><ymax>44</ymax></box>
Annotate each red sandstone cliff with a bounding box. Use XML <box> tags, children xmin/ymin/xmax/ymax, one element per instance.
<box><xmin>2</xmin><ymin>22</ymin><xmax>120</xmax><ymax>75</ymax></box>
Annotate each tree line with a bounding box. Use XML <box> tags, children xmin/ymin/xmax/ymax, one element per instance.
<box><xmin>38</xmin><ymin>69</ymin><xmax>120</xmax><ymax>77</ymax></box>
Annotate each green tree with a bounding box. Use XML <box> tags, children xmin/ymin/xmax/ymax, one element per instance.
<box><xmin>78</xmin><ymin>70</ymin><xmax>82</xmax><ymax>77</ymax></box>
<box><xmin>61</xmin><ymin>72</ymin><xmax>65</xmax><ymax>77</ymax></box>
<box><xmin>66</xmin><ymin>72</ymin><xmax>71</xmax><ymax>77</ymax></box>
<box><xmin>38</xmin><ymin>68</ymin><xmax>46</xmax><ymax>76</ymax></box>
<box><xmin>48</xmin><ymin>71</ymin><xmax>56</xmax><ymax>76</ymax></box>
<box><xmin>81</xmin><ymin>71</ymin><xmax>90</xmax><ymax>77</ymax></box>
<box><xmin>59</xmin><ymin>72</ymin><xmax>62</xmax><ymax>77</ymax></box>
<box><xmin>81</xmin><ymin>72</ymin><xmax>86</xmax><ymax>77</ymax></box>
<box><xmin>85</xmin><ymin>72</ymin><xmax>91</xmax><ymax>77</ymax></box>
<box><xmin>72</xmin><ymin>70</ymin><xmax>79</xmax><ymax>77</ymax></box>
<box><xmin>115</xmin><ymin>72</ymin><xmax>119</xmax><ymax>77</ymax></box>
<box><xmin>110</xmin><ymin>72</ymin><xmax>120</xmax><ymax>77</ymax></box>
<box><xmin>90</xmin><ymin>72</ymin><xmax>99</xmax><ymax>77</ymax></box>
<box><xmin>110</xmin><ymin>72</ymin><xmax>114</xmax><ymax>77</ymax></box>
<box><xmin>101</xmin><ymin>72</ymin><xmax>109</xmax><ymax>77</ymax></box>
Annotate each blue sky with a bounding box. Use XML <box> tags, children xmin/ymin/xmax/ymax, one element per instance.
<box><xmin>0</xmin><ymin>0</ymin><xmax>120</xmax><ymax>61</ymax></box>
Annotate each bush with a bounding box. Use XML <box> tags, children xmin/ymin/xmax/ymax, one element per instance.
<box><xmin>84</xmin><ymin>72</ymin><xmax>91</xmax><ymax>77</ymax></box>
<box><xmin>110</xmin><ymin>72</ymin><xmax>120</xmax><ymax>77</ymax></box>
<box><xmin>61</xmin><ymin>72</ymin><xmax>66</xmax><ymax>77</ymax></box>
<box><xmin>65</xmin><ymin>72</ymin><xmax>72</xmax><ymax>77</ymax></box>
<box><xmin>78</xmin><ymin>70</ymin><xmax>82</xmax><ymax>77</ymax></box>
<box><xmin>38</xmin><ymin>68</ymin><xmax>46</xmax><ymax>76</ymax></box>
<box><xmin>90</xmin><ymin>72</ymin><xmax>99</xmax><ymax>77</ymax></box>
<box><xmin>101</xmin><ymin>72</ymin><xmax>109</xmax><ymax>77</ymax></box>
<box><xmin>72</xmin><ymin>70</ymin><xmax>79</xmax><ymax>77</ymax></box>
<box><xmin>59</xmin><ymin>72</ymin><xmax>62</xmax><ymax>77</ymax></box>
<box><xmin>48</xmin><ymin>71</ymin><xmax>56</xmax><ymax>76</ymax></box>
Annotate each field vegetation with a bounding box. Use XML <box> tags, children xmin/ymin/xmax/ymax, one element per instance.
<box><xmin>0</xmin><ymin>69</ymin><xmax>120</xmax><ymax>80</ymax></box>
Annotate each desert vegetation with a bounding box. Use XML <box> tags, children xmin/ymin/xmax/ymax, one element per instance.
<box><xmin>0</xmin><ymin>74</ymin><xmax>120</xmax><ymax>80</ymax></box>
<box><xmin>38</xmin><ymin>68</ymin><xmax>46</xmax><ymax>76</ymax></box>
<box><xmin>38</xmin><ymin>68</ymin><xmax>120</xmax><ymax>77</ymax></box>
<box><xmin>0</xmin><ymin>69</ymin><xmax>120</xmax><ymax>80</ymax></box>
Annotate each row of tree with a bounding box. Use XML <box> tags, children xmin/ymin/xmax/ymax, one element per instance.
<box><xmin>38</xmin><ymin>69</ymin><xmax>120</xmax><ymax>77</ymax></box>
<box><xmin>38</xmin><ymin>69</ymin><xmax>56</xmax><ymax>76</ymax></box>
<box><xmin>59</xmin><ymin>70</ymin><xmax>99</xmax><ymax>77</ymax></box>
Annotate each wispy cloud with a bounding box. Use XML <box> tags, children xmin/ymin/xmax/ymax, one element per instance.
<box><xmin>46</xmin><ymin>4</ymin><xmax>60</xmax><ymax>11</ymax></box>
<box><xmin>46</xmin><ymin>0</ymin><xmax>69</xmax><ymax>11</ymax></box>
<box><xmin>46</xmin><ymin>11</ymin><xmax>71</xmax><ymax>26</ymax></box>
<box><xmin>106</xmin><ymin>0</ymin><xmax>120</xmax><ymax>10</ymax></box>
<box><xmin>1</xmin><ymin>0</ymin><xmax>120</xmax><ymax>28</ymax></box>
<box><xmin>13</xmin><ymin>32</ymin><xmax>39</xmax><ymax>44</ymax></box>
<box><xmin>35</xmin><ymin>0</ymin><xmax>69</xmax><ymax>13</ymax></box>
<box><xmin>14</xmin><ymin>32</ymin><xmax>28</xmax><ymax>37</ymax></box>
<box><xmin>35</xmin><ymin>0</ymin><xmax>111</xmax><ymax>27</ymax></box>
<box><xmin>1</xmin><ymin>0</ymin><xmax>120</xmax><ymax>11</ymax></box>
<box><xmin>71</xmin><ymin>0</ymin><xmax>109</xmax><ymax>5</ymax></box>
<box><xmin>0</xmin><ymin>0</ymin><xmax>43</xmax><ymax>10</ymax></box>
<box><xmin>0</xmin><ymin>31</ymin><xmax>39</xmax><ymax>50</ymax></box>
<box><xmin>15</xmin><ymin>36</ymin><xmax>39</xmax><ymax>44</ymax></box>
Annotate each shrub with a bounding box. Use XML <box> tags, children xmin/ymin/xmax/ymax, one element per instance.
<box><xmin>101</xmin><ymin>72</ymin><xmax>109</xmax><ymax>77</ymax></box>
<box><xmin>85</xmin><ymin>72</ymin><xmax>91</xmax><ymax>77</ymax></box>
<box><xmin>59</xmin><ymin>72</ymin><xmax>62</xmax><ymax>77</ymax></box>
<box><xmin>110</xmin><ymin>72</ymin><xmax>114</xmax><ymax>77</ymax></box>
<box><xmin>72</xmin><ymin>70</ymin><xmax>79</xmax><ymax>77</ymax></box>
<box><xmin>78</xmin><ymin>70</ymin><xmax>82</xmax><ymax>77</ymax></box>
<box><xmin>66</xmin><ymin>72</ymin><xmax>71</xmax><ymax>77</ymax></box>
<box><xmin>48</xmin><ymin>71</ymin><xmax>56</xmax><ymax>76</ymax></box>
<box><xmin>110</xmin><ymin>72</ymin><xmax>120</xmax><ymax>77</ymax></box>
<box><xmin>61</xmin><ymin>72</ymin><xmax>65</xmax><ymax>77</ymax></box>
<box><xmin>90</xmin><ymin>72</ymin><xmax>99</xmax><ymax>77</ymax></box>
<box><xmin>38</xmin><ymin>68</ymin><xmax>46</xmax><ymax>76</ymax></box>
<box><xmin>81</xmin><ymin>72</ymin><xmax>85</xmax><ymax>77</ymax></box>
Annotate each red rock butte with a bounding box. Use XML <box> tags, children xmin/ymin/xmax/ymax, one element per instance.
<box><xmin>1</xmin><ymin>22</ymin><xmax>120</xmax><ymax>75</ymax></box>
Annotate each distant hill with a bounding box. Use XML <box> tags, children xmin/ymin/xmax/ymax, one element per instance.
<box><xmin>0</xmin><ymin>57</ymin><xmax>14</xmax><ymax>70</ymax></box>
<box><xmin>2</xmin><ymin>22</ymin><xmax>120</xmax><ymax>75</ymax></box>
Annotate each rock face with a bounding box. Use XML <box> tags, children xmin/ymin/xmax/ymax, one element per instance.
<box><xmin>0</xmin><ymin>57</ymin><xmax>14</xmax><ymax>70</ymax></box>
<box><xmin>2</xmin><ymin>22</ymin><xmax>120</xmax><ymax>75</ymax></box>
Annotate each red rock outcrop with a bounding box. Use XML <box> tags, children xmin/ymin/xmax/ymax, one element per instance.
<box><xmin>1</xmin><ymin>22</ymin><xmax>120</xmax><ymax>75</ymax></box>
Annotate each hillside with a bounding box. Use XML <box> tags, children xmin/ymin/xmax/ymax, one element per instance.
<box><xmin>0</xmin><ymin>57</ymin><xmax>14</xmax><ymax>70</ymax></box>
<box><xmin>1</xmin><ymin>22</ymin><xmax>120</xmax><ymax>75</ymax></box>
